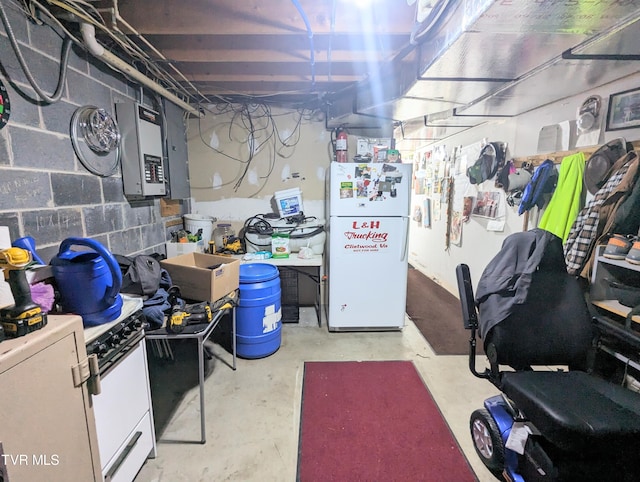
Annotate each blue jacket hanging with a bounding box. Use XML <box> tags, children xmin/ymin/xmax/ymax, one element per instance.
<box><xmin>518</xmin><ymin>159</ymin><xmax>558</xmax><ymax>215</ymax></box>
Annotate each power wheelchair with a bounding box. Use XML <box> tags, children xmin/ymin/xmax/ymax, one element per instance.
<box><xmin>456</xmin><ymin>231</ymin><xmax>640</xmax><ymax>481</ymax></box>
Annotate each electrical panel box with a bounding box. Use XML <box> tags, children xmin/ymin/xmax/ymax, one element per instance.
<box><xmin>163</xmin><ymin>99</ymin><xmax>191</xmax><ymax>199</ymax></box>
<box><xmin>116</xmin><ymin>102</ymin><xmax>166</xmax><ymax>197</ymax></box>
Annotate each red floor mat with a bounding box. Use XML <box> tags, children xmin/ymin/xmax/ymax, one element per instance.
<box><xmin>297</xmin><ymin>360</ymin><xmax>477</xmax><ymax>482</ymax></box>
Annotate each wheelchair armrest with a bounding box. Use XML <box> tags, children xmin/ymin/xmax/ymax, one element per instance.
<box><xmin>456</xmin><ymin>264</ymin><xmax>491</xmax><ymax>380</ymax></box>
<box><xmin>456</xmin><ymin>263</ymin><xmax>478</xmax><ymax>330</ymax></box>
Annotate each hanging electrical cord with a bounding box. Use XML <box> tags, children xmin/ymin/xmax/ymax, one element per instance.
<box><xmin>232</xmin><ymin>106</ymin><xmax>255</xmax><ymax>189</ymax></box>
<box><xmin>191</xmin><ymin>100</ymin><xmax>320</xmax><ymax>195</ymax></box>
<box><xmin>290</xmin><ymin>0</ymin><xmax>315</xmax><ymax>89</ymax></box>
<box><xmin>40</xmin><ymin>0</ymin><xmax>204</xmax><ymax>110</ymax></box>
<box><xmin>271</xmin><ymin>108</ymin><xmax>304</xmax><ymax>154</ymax></box>
<box><xmin>0</xmin><ymin>0</ymin><xmax>72</xmax><ymax>103</ymax></box>
<box><xmin>328</xmin><ymin>0</ymin><xmax>336</xmax><ymax>83</ymax></box>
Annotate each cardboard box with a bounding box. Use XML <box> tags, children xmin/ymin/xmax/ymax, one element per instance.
<box><xmin>165</xmin><ymin>241</ymin><xmax>205</xmax><ymax>258</ymax></box>
<box><xmin>161</xmin><ymin>252</ymin><xmax>239</xmax><ymax>302</ymax></box>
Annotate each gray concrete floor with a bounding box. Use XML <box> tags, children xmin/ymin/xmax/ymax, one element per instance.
<box><xmin>137</xmin><ymin>309</ymin><xmax>500</xmax><ymax>482</ymax></box>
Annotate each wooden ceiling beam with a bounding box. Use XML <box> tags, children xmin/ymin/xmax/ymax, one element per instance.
<box><xmin>113</xmin><ymin>0</ymin><xmax>416</xmax><ymax>36</ymax></box>
<box><xmin>93</xmin><ymin>0</ymin><xmax>417</xmax><ymax>102</ymax></box>
<box><xmin>143</xmin><ymin>33</ymin><xmax>411</xmax><ymax>51</ymax></box>
<box><xmin>193</xmin><ymin>79</ymin><xmax>356</xmax><ymax>94</ymax></box>
<box><xmin>184</xmin><ymin>74</ymin><xmax>361</xmax><ymax>82</ymax></box>
<box><xmin>153</xmin><ymin>49</ymin><xmax>400</xmax><ymax>63</ymax></box>
<box><xmin>179</xmin><ymin>60</ymin><xmax>389</xmax><ymax>76</ymax></box>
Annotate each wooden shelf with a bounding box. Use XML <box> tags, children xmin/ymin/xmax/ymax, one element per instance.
<box><xmin>597</xmin><ymin>254</ymin><xmax>640</xmax><ymax>272</ymax></box>
<box><xmin>160</xmin><ymin>198</ymin><xmax>182</xmax><ymax>217</ymax></box>
<box><xmin>592</xmin><ymin>299</ymin><xmax>640</xmax><ymax>324</ymax></box>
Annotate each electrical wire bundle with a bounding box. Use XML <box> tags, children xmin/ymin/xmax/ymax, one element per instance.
<box><xmin>0</xmin><ymin>0</ymin><xmax>210</xmax><ymax>107</ymax></box>
<box><xmin>241</xmin><ymin>213</ymin><xmax>325</xmax><ymax>252</ymax></box>
<box><xmin>192</xmin><ymin>103</ymin><xmax>322</xmax><ymax>196</ymax></box>
<box><xmin>241</xmin><ymin>215</ymin><xmax>277</xmax><ymax>251</ymax></box>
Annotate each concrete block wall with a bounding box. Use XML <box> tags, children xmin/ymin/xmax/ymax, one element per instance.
<box><xmin>0</xmin><ymin>3</ymin><xmax>189</xmax><ymax>262</ymax></box>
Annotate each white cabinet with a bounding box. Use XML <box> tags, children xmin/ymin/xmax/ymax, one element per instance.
<box><xmin>0</xmin><ymin>316</ymin><xmax>102</xmax><ymax>482</ymax></box>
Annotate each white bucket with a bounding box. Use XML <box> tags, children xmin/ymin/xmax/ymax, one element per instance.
<box><xmin>183</xmin><ymin>214</ymin><xmax>216</xmax><ymax>246</ymax></box>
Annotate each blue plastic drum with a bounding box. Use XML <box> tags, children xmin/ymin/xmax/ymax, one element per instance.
<box><xmin>236</xmin><ymin>263</ymin><xmax>282</xmax><ymax>359</ymax></box>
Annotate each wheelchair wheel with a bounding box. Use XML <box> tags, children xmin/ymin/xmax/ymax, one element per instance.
<box><xmin>470</xmin><ymin>408</ymin><xmax>505</xmax><ymax>474</ymax></box>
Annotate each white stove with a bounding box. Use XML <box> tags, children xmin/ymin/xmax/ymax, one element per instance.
<box><xmin>85</xmin><ymin>296</ymin><xmax>157</xmax><ymax>482</ymax></box>
<box><xmin>85</xmin><ymin>297</ymin><xmax>145</xmax><ymax>375</ymax></box>
<box><xmin>84</xmin><ymin>296</ymin><xmax>143</xmax><ymax>343</ymax></box>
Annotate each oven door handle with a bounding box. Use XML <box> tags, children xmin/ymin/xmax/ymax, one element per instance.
<box><xmin>104</xmin><ymin>431</ymin><xmax>142</xmax><ymax>482</ymax></box>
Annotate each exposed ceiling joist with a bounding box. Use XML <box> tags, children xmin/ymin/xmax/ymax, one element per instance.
<box><xmin>39</xmin><ymin>0</ymin><xmax>639</xmax><ymax>140</ymax></box>
<box><xmin>94</xmin><ymin>0</ymin><xmax>417</xmax><ymax>104</ymax></box>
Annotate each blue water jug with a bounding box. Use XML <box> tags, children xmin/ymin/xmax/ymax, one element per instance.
<box><xmin>51</xmin><ymin>237</ymin><xmax>123</xmax><ymax>326</ymax></box>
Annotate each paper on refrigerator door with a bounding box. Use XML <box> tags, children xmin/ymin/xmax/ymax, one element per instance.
<box><xmin>330</xmin><ymin>162</ymin><xmax>412</xmax><ymax>217</ymax></box>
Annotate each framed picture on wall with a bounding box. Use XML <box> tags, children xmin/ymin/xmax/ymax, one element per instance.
<box><xmin>606</xmin><ymin>87</ymin><xmax>640</xmax><ymax>131</ymax></box>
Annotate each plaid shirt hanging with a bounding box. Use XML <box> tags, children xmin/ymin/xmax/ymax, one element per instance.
<box><xmin>564</xmin><ymin>153</ymin><xmax>636</xmax><ymax>276</ymax></box>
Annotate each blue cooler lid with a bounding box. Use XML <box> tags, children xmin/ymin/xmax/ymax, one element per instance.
<box><xmin>239</xmin><ymin>263</ymin><xmax>279</xmax><ymax>283</ymax></box>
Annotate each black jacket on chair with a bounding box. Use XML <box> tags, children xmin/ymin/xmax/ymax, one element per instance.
<box><xmin>475</xmin><ymin>228</ymin><xmax>556</xmax><ymax>339</ymax></box>
<box><xmin>475</xmin><ymin>228</ymin><xmax>593</xmax><ymax>369</ymax></box>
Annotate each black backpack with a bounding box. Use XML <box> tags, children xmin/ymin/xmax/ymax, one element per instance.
<box><xmin>115</xmin><ymin>254</ymin><xmax>162</xmax><ymax>296</ymax></box>
<box><xmin>467</xmin><ymin>142</ymin><xmax>506</xmax><ymax>185</ymax></box>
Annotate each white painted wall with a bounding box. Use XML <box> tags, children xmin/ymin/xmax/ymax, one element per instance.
<box><xmin>186</xmin><ymin>106</ymin><xmax>331</xmax><ymax>234</ymax></box>
<box><xmin>398</xmin><ymin>72</ymin><xmax>640</xmax><ymax>296</ymax></box>
<box><xmin>184</xmin><ymin>75</ymin><xmax>640</xmax><ymax>299</ymax></box>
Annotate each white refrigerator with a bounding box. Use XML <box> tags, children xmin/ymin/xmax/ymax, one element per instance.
<box><xmin>326</xmin><ymin>161</ymin><xmax>412</xmax><ymax>331</ymax></box>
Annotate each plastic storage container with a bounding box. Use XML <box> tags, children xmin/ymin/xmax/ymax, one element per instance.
<box><xmin>236</xmin><ymin>263</ymin><xmax>282</xmax><ymax>359</ymax></box>
<box><xmin>184</xmin><ymin>214</ymin><xmax>216</xmax><ymax>246</ymax></box>
<box><xmin>279</xmin><ymin>268</ymin><xmax>299</xmax><ymax>323</ymax></box>
<box><xmin>244</xmin><ymin>218</ymin><xmax>325</xmax><ymax>254</ymax></box>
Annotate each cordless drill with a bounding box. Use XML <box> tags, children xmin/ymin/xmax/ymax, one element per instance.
<box><xmin>168</xmin><ymin>300</ymin><xmax>213</xmax><ymax>333</ymax></box>
<box><xmin>166</xmin><ymin>290</ymin><xmax>237</xmax><ymax>334</ymax></box>
<box><xmin>0</xmin><ymin>247</ymin><xmax>47</xmax><ymax>337</ymax></box>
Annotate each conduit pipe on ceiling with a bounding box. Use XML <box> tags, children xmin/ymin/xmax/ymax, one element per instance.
<box><xmin>109</xmin><ymin>0</ymin><xmax>210</xmax><ymax>104</ymax></box>
<box><xmin>80</xmin><ymin>22</ymin><xmax>201</xmax><ymax>117</ymax></box>
<box><xmin>290</xmin><ymin>0</ymin><xmax>315</xmax><ymax>88</ymax></box>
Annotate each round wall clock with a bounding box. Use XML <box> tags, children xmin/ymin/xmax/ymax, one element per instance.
<box><xmin>0</xmin><ymin>78</ymin><xmax>10</xmax><ymax>130</ymax></box>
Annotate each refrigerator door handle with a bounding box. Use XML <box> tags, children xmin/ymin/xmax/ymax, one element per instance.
<box><xmin>400</xmin><ymin>217</ymin><xmax>409</xmax><ymax>262</ymax></box>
